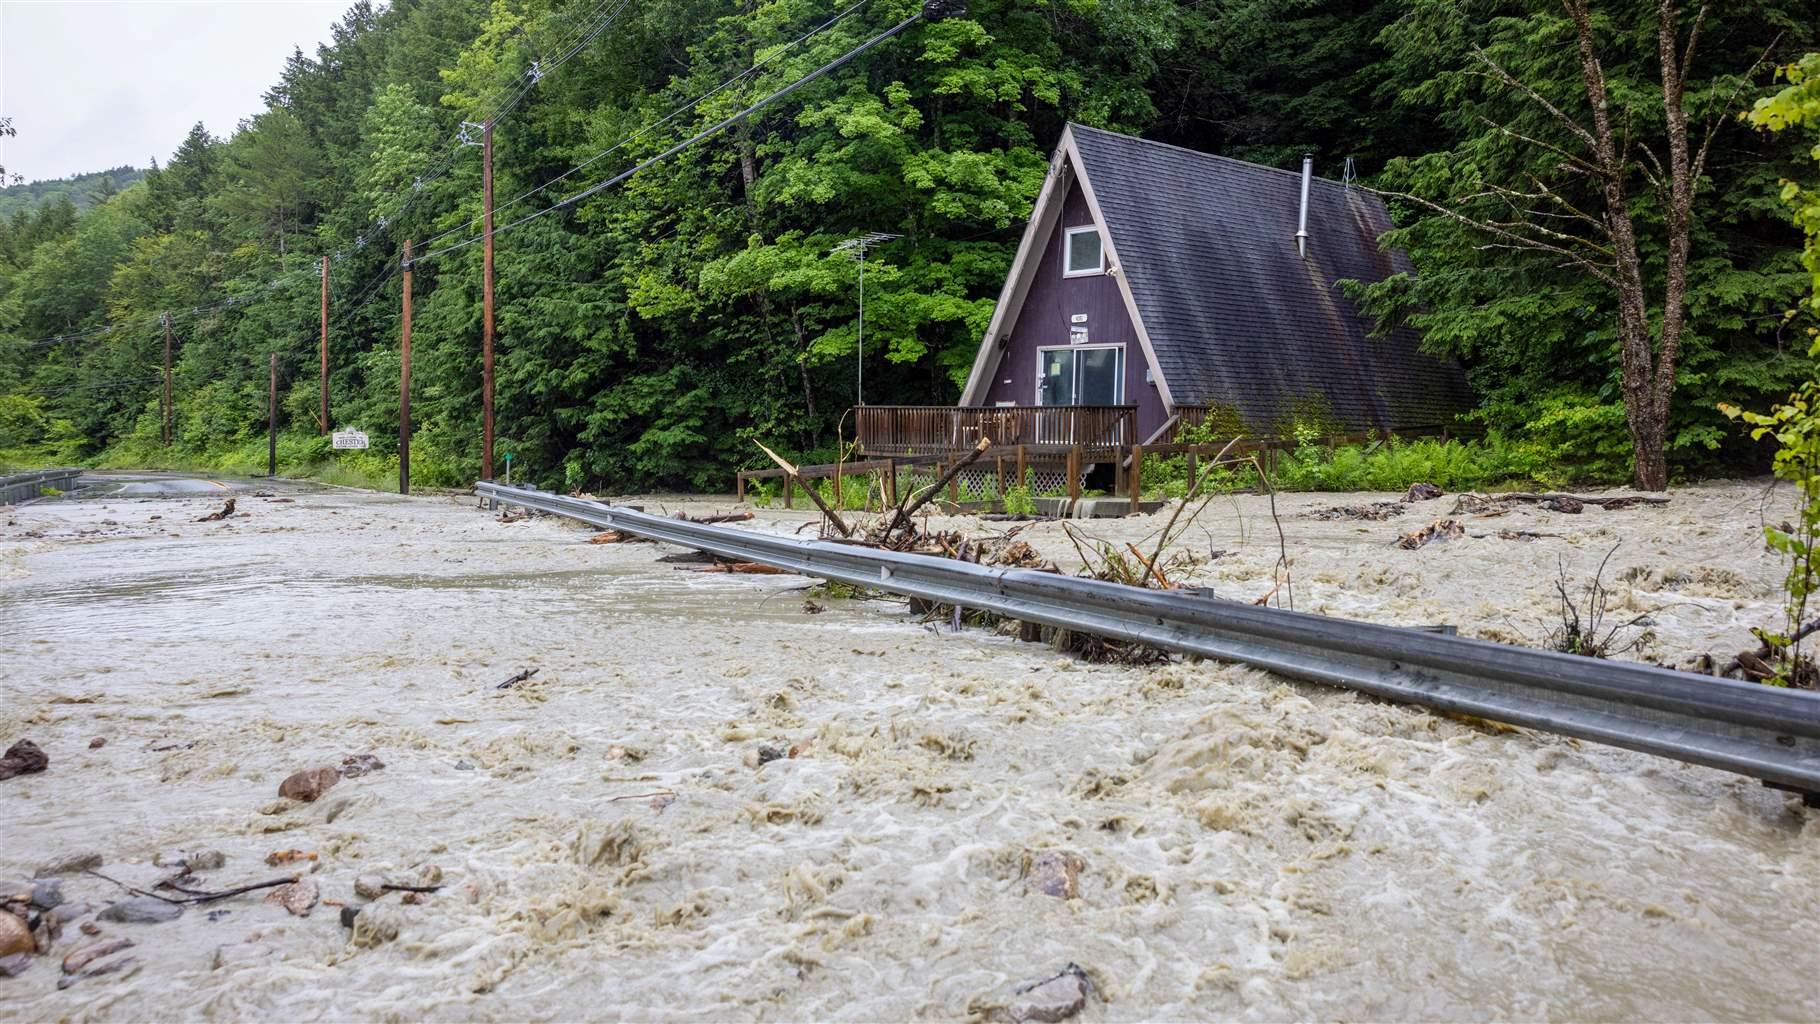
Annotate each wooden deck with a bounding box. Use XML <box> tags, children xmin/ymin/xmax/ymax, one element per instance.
<box><xmin>855</xmin><ymin>405</ymin><xmax>1134</xmax><ymax>455</ymax></box>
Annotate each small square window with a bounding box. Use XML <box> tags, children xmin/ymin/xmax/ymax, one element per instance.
<box><xmin>1063</xmin><ymin>226</ymin><xmax>1103</xmax><ymax>277</ymax></box>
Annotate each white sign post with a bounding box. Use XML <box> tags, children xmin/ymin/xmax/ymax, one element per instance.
<box><xmin>331</xmin><ymin>428</ymin><xmax>370</xmax><ymax>450</ymax></box>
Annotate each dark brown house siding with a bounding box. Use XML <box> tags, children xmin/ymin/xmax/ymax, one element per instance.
<box><xmin>982</xmin><ymin>182</ymin><xmax>1168</xmax><ymax>438</ymax></box>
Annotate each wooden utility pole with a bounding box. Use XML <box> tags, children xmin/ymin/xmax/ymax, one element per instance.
<box><xmin>267</xmin><ymin>353</ymin><xmax>278</xmax><ymax>478</ymax></box>
<box><xmin>400</xmin><ymin>240</ymin><xmax>413</xmax><ymax>496</ymax></box>
<box><xmin>481</xmin><ymin>120</ymin><xmax>496</xmax><ymax>481</ymax></box>
<box><xmin>161</xmin><ymin>313</ymin><xmax>173</xmax><ymax>446</ymax></box>
<box><xmin>319</xmin><ymin>255</ymin><xmax>330</xmax><ymax>435</ymax></box>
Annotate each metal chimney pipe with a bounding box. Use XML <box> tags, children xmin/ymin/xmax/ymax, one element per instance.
<box><xmin>1296</xmin><ymin>153</ymin><xmax>1312</xmax><ymax>259</ymax></box>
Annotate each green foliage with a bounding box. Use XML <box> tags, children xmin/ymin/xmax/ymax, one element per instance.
<box><xmin>1358</xmin><ymin>1</ymin><xmax>1817</xmax><ymax>473</ymax></box>
<box><xmin>1723</xmin><ymin>382</ymin><xmax>1820</xmax><ymax>685</ymax></box>
<box><xmin>1269</xmin><ymin>433</ymin><xmax>1543</xmax><ymax>493</ymax></box>
<box><xmin>0</xmin><ymin>166</ymin><xmax>144</xmax><ymax>219</ymax></box>
<box><xmin>1001</xmin><ymin>484</ymin><xmax>1036</xmax><ymax>516</ymax></box>
<box><xmin>1</xmin><ymin>0</ymin><xmax>1815</xmax><ymax>495</ymax></box>
<box><xmin>1721</xmin><ymin>52</ymin><xmax>1820</xmax><ymax>686</ymax></box>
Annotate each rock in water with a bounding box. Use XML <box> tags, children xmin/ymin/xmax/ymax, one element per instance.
<box><xmin>211</xmin><ymin>942</ymin><xmax>273</xmax><ymax>969</ymax></box>
<box><xmin>338</xmin><ymin>754</ymin><xmax>385</xmax><ymax>778</ymax></box>
<box><xmin>97</xmin><ymin>897</ymin><xmax>184</xmax><ymax>924</ymax></box>
<box><xmin>0</xmin><ymin>740</ymin><xmax>48</xmax><ymax>781</ymax></box>
<box><xmin>155</xmin><ymin>849</ymin><xmax>225</xmax><ymax>872</ymax></box>
<box><xmin>0</xmin><ymin>913</ymin><xmax>32</xmax><ymax>957</ymax></box>
<box><xmin>991</xmin><ymin>964</ymin><xmax>1092</xmax><ymax>1023</ymax></box>
<box><xmin>1028</xmin><ymin>851</ymin><xmax>1085</xmax><ymax>900</ymax></box>
<box><xmin>62</xmin><ymin>938</ymin><xmax>134</xmax><ymax>974</ymax></box>
<box><xmin>278</xmin><ymin>766</ymin><xmax>340</xmax><ymax>802</ymax></box>
<box><xmin>88</xmin><ymin>738</ymin><xmax>106</xmax><ymax>750</ymax></box>
<box><xmin>353</xmin><ymin>875</ymin><xmax>388</xmax><ymax>900</ymax></box>
<box><xmin>35</xmin><ymin>852</ymin><xmax>101</xmax><ymax>878</ymax></box>
<box><xmin>267</xmin><ymin>877</ymin><xmax>318</xmax><ymax>917</ymax></box>
<box><xmin>0</xmin><ymin>953</ymin><xmax>31</xmax><ymax>977</ymax></box>
<box><xmin>29</xmin><ymin>879</ymin><xmax>63</xmax><ymax>910</ymax></box>
<box><xmin>1403</xmin><ymin>482</ymin><xmax>1444</xmax><ymax>502</ymax></box>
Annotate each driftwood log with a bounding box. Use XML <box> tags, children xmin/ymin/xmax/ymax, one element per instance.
<box><xmin>1493</xmin><ymin>492</ymin><xmax>1670</xmax><ymax>507</ymax></box>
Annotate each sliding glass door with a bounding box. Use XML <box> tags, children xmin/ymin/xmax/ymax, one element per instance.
<box><xmin>1038</xmin><ymin>345</ymin><xmax>1124</xmax><ymax>407</ymax></box>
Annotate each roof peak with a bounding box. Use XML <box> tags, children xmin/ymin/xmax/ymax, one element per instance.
<box><xmin>1065</xmin><ymin>122</ymin><xmax>1356</xmax><ymax>190</ymax></box>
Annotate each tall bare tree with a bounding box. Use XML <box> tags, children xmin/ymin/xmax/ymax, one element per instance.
<box><xmin>1381</xmin><ymin>1</ymin><xmax>1768</xmax><ymax>490</ymax></box>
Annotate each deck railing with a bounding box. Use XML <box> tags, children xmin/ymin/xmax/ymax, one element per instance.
<box><xmin>855</xmin><ymin>405</ymin><xmax>1135</xmax><ymax>455</ymax></box>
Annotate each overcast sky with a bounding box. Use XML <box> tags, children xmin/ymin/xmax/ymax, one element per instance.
<box><xmin>1</xmin><ymin>0</ymin><xmax>351</xmax><ymax>183</ymax></box>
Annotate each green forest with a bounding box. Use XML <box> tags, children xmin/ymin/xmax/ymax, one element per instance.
<box><xmin>1</xmin><ymin>0</ymin><xmax>1818</xmax><ymax>493</ymax></box>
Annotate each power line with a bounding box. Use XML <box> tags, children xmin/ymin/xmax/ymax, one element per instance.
<box><xmin>417</xmin><ymin>8</ymin><xmax>921</xmax><ymax>265</ymax></box>
<box><xmin>415</xmin><ymin>0</ymin><xmax>875</xmax><ymax>254</ymax></box>
<box><xmin>17</xmin><ymin>375</ymin><xmax>163</xmax><ymax>397</ymax></box>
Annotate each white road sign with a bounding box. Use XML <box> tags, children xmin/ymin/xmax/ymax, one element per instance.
<box><xmin>331</xmin><ymin>429</ymin><xmax>370</xmax><ymax>450</ymax></box>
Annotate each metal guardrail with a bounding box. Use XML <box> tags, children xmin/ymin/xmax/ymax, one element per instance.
<box><xmin>0</xmin><ymin>468</ymin><xmax>83</xmax><ymax>505</ymax></box>
<box><xmin>479</xmin><ymin>481</ymin><xmax>1820</xmax><ymax>796</ymax></box>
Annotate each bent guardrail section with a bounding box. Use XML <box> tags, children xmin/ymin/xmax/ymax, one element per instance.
<box><xmin>0</xmin><ymin>468</ymin><xmax>83</xmax><ymax>505</ymax></box>
<box><xmin>478</xmin><ymin>481</ymin><xmax>1820</xmax><ymax>796</ymax></box>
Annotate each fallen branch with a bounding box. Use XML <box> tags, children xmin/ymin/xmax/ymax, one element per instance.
<box><xmin>881</xmin><ymin>437</ymin><xmax>991</xmax><ymax>539</ymax></box>
<box><xmin>496</xmin><ymin>668</ymin><xmax>539</xmax><ymax>689</ymax></box>
<box><xmin>755</xmin><ymin>441</ymin><xmax>854</xmax><ymax>538</ymax></box>
<box><xmin>87</xmin><ymin>868</ymin><xmax>299</xmax><ymax>905</ymax></box>
<box><xmin>688</xmin><ymin>562</ymin><xmax>788</xmax><ymax>575</ymax></box>
<box><xmin>684</xmin><ymin>511</ymin><xmax>755</xmax><ymax>525</ymax></box>
<box><xmin>196</xmin><ymin>498</ymin><xmax>237</xmax><ymax>522</ymax></box>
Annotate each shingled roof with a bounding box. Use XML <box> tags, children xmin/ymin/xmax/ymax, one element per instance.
<box><xmin>1064</xmin><ymin>124</ymin><xmax>1471</xmax><ymax>431</ymax></box>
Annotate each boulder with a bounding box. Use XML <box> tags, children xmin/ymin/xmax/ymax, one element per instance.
<box><xmin>266</xmin><ymin>877</ymin><xmax>319</xmax><ymax>917</ymax></box>
<box><xmin>338</xmin><ymin>754</ymin><xmax>385</xmax><ymax>778</ymax></box>
<box><xmin>0</xmin><ymin>740</ymin><xmax>48</xmax><ymax>781</ymax></box>
<box><xmin>29</xmin><ymin>879</ymin><xmax>63</xmax><ymax>910</ymax></box>
<box><xmin>1028</xmin><ymin>851</ymin><xmax>1085</xmax><ymax>900</ymax></box>
<box><xmin>991</xmin><ymin>964</ymin><xmax>1092</xmax><ymax>1023</ymax></box>
<box><xmin>278</xmin><ymin>766</ymin><xmax>340</xmax><ymax>803</ymax></box>
<box><xmin>35</xmin><ymin>852</ymin><xmax>101</xmax><ymax>878</ymax></box>
<box><xmin>0</xmin><ymin>913</ymin><xmax>31</xmax><ymax>957</ymax></box>
<box><xmin>97</xmin><ymin>898</ymin><xmax>183</xmax><ymax>924</ymax></box>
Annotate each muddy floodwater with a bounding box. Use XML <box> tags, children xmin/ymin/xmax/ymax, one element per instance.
<box><xmin>2</xmin><ymin>475</ymin><xmax>1816</xmax><ymax>1020</ymax></box>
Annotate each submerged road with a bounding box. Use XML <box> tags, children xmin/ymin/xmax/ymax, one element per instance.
<box><xmin>0</xmin><ymin>473</ymin><xmax>1816</xmax><ymax>1020</ymax></box>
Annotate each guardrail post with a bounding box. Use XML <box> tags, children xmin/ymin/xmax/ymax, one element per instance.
<box><xmin>1130</xmin><ymin>445</ymin><xmax>1143</xmax><ymax>514</ymax></box>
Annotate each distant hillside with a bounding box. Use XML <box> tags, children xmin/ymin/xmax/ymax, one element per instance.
<box><xmin>0</xmin><ymin>166</ymin><xmax>144</xmax><ymax>218</ymax></box>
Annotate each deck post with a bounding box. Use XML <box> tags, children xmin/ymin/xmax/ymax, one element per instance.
<box><xmin>834</xmin><ymin>460</ymin><xmax>843</xmax><ymax>510</ymax></box>
<box><xmin>737</xmin><ymin>471</ymin><xmax>746</xmax><ymax>503</ymax></box>
<box><xmin>948</xmin><ymin>459</ymin><xmax>960</xmax><ymax>505</ymax></box>
<box><xmin>1067</xmin><ymin>446</ymin><xmax>1081</xmax><ymax>502</ymax></box>
<box><xmin>886</xmin><ymin>458</ymin><xmax>898</xmax><ymax>506</ymax></box>
<box><xmin>1187</xmin><ymin>447</ymin><xmax>1198</xmax><ymax>490</ymax></box>
<box><xmin>784</xmin><ymin>474</ymin><xmax>794</xmax><ymax>509</ymax></box>
<box><xmin>1016</xmin><ymin>445</ymin><xmax>1027</xmax><ymax>491</ymax></box>
<box><xmin>1130</xmin><ymin>445</ymin><xmax>1143</xmax><ymax>514</ymax></box>
<box><xmin>996</xmin><ymin>455</ymin><xmax>1005</xmax><ymax>499</ymax></box>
